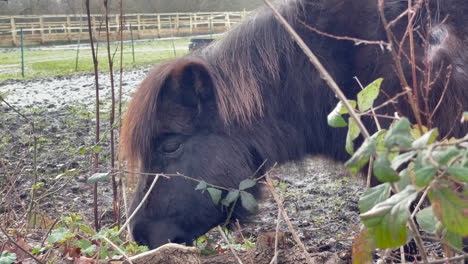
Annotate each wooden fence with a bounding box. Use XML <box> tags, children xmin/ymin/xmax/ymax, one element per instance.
<box><xmin>0</xmin><ymin>11</ymin><xmax>249</xmax><ymax>47</ymax></box>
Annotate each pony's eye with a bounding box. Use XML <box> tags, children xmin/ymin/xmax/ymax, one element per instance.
<box><xmin>162</xmin><ymin>142</ymin><xmax>181</xmax><ymax>154</ymax></box>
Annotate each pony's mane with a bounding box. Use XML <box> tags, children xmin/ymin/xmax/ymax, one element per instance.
<box><xmin>120</xmin><ymin>0</ymin><xmax>303</xmax><ymax>168</ymax></box>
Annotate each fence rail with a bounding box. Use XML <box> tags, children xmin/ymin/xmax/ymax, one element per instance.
<box><xmin>0</xmin><ymin>11</ymin><xmax>250</xmax><ymax>47</ymax></box>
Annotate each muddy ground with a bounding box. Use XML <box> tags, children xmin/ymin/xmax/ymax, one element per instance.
<box><xmin>0</xmin><ymin>71</ymin><xmax>364</xmax><ymax>263</ymax></box>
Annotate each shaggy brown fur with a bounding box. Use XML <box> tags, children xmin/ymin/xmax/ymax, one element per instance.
<box><xmin>120</xmin><ymin>0</ymin><xmax>467</xmax><ymax>249</ymax></box>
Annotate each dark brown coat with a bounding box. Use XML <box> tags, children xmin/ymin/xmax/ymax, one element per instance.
<box><xmin>121</xmin><ymin>0</ymin><xmax>468</xmax><ymax>249</ymax></box>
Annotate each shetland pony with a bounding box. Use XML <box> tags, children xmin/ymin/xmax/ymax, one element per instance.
<box><xmin>121</xmin><ymin>0</ymin><xmax>467</xmax><ymax>248</ymax></box>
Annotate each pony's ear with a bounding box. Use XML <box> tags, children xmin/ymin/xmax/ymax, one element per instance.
<box><xmin>160</xmin><ymin>59</ymin><xmax>215</xmax><ymax>110</ymax></box>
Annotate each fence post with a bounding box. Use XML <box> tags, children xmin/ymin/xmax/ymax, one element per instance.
<box><xmin>10</xmin><ymin>17</ymin><xmax>18</xmax><ymax>46</ymax></box>
<box><xmin>157</xmin><ymin>14</ymin><xmax>161</xmax><ymax>36</ymax></box>
<box><xmin>189</xmin><ymin>13</ymin><xmax>193</xmax><ymax>34</ymax></box>
<box><xmin>75</xmin><ymin>37</ymin><xmax>81</xmax><ymax>71</ymax></box>
<box><xmin>225</xmin><ymin>12</ymin><xmax>231</xmax><ymax>29</ymax></box>
<box><xmin>115</xmin><ymin>15</ymin><xmax>119</xmax><ymax>35</ymax></box>
<box><xmin>129</xmin><ymin>24</ymin><xmax>135</xmax><ymax>63</ymax></box>
<box><xmin>193</xmin><ymin>13</ymin><xmax>197</xmax><ymax>29</ymax></box>
<box><xmin>210</xmin><ymin>16</ymin><xmax>213</xmax><ymax>39</ymax></box>
<box><xmin>66</xmin><ymin>16</ymin><xmax>71</xmax><ymax>41</ymax></box>
<box><xmin>20</xmin><ymin>28</ymin><xmax>24</xmax><ymax>77</ymax></box>
<box><xmin>39</xmin><ymin>17</ymin><xmax>45</xmax><ymax>44</ymax></box>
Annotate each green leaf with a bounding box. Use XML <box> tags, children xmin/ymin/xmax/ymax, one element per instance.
<box><xmin>75</xmin><ymin>239</ymin><xmax>93</xmax><ymax>249</ymax></box>
<box><xmin>92</xmin><ymin>145</ymin><xmax>100</xmax><ymax>153</ymax></box>
<box><xmin>0</xmin><ymin>251</ymin><xmax>17</xmax><ymax>264</ymax></box>
<box><xmin>47</xmin><ymin>227</ymin><xmax>74</xmax><ymax>244</ymax></box>
<box><xmin>87</xmin><ymin>172</ymin><xmax>110</xmax><ymax>184</ymax></box>
<box><xmin>463</xmin><ymin>111</ymin><xmax>468</xmax><ymax>122</ymax></box>
<box><xmin>391</xmin><ymin>151</ymin><xmax>416</xmax><ymax>170</ymax></box>
<box><xmin>444</xmin><ymin>167</ymin><xmax>468</xmax><ymax>182</ymax></box>
<box><xmin>239</xmin><ymin>179</ymin><xmax>256</xmax><ymax>190</ymax></box>
<box><xmin>429</xmin><ymin>186</ymin><xmax>468</xmax><ymax>236</ymax></box>
<box><xmin>79</xmin><ymin>147</ymin><xmax>87</xmax><ymax>154</ymax></box>
<box><xmin>195</xmin><ymin>181</ymin><xmax>208</xmax><ymax>191</ymax></box>
<box><xmin>207</xmin><ymin>188</ymin><xmax>222</xmax><ymax>205</ymax></box>
<box><xmin>397</xmin><ymin>165</ymin><xmax>413</xmax><ymax>191</ymax></box>
<box><xmin>359</xmin><ymin>183</ymin><xmax>391</xmax><ymax>213</ymax></box>
<box><xmin>79</xmin><ymin>224</ymin><xmax>94</xmax><ymax>235</ymax></box>
<box><xmin>327</xmin><ymin>100</ymin><xmax>357</xmax><ymax>127</ymax></box>
<box><xmin>416</xmin><ymin>207</ymin><xmax>439</xmax><ymax>234</ymax></box>
<box><xmin>346</xmin><ymin>117</ymin><xmax>361</xmax><ymax>155</ymax></box>
<box><xmin>345</xmin><ymin>136</ymin><xmax>377</xmax><ymax>174</ymax></box>
<box><xmin>240</xmin><ymin>191</ymin><xmax>258</xmax><ymax>213</ymax></box>
<box><xmin>327</xmin><ymin>102</ymin><xmax>348</xmax><ymax>127</ymax></box>
<box><xmin>352</xmin><ymin>228</ymin><xmax>375</xmax><ymax>264</ymax></box>
<box><xmin>360</xmin><ymin>185</ymin><xmax>418</xmax><ymax>249</ymax></box>
<box><xmin>373</xmin><ymin>153</ymin><xmax>400</xmax><ymax>182</ymax></box>
<box><xmin>412</xmin><ymin>128</ymin><xmax>438</xmax><ymax>148</ymax></box>
<box><xmin>222</xmin><ymin>190</ymin><xmax>240</xmax><ymax>207</ymax></box>
<box><xmin>92</xmin><ymin>230</ymin><xmax>107</xmax><ymax>240</ymax></box>
<box><xmin>433</xmin><ymin>147</ymin><xmax>462</xmax><ymax>165</ymax></box>
<box><xmin>414</xmin><ymin>166</ymin><xmax>438</xmax><ymax>187</ymax></box>
<box><xmin>357</xmin><ymin>78</ymin><xmax>382</xmax><ymax>111</ymax></box>
<box><xmin>442</xmin><ymin>229</ymin><xmax>463</xmax><ymax>250</ymax></box>
<box><xmin>384</xmin><ymin>118</ymin><xmax>413</xmax><ymax>150</ymax></box>
<box><xmin>32</xmin><ymin>182</ymin><xmax>45</xmax><ymax>189</ymax></box>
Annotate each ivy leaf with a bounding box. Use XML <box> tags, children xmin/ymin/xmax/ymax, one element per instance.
<box><xmin>359</xmin><ymin>183</ymin><xmax>391</xmax><ymax>214</ymax></box>
<box><xmin>239</xmin><ymin>179</ymin><xmax>256</xmax><ymax>190</ymax></box>
<box><xmin>429</xmin><ymin>186</ymin><xmax>468</xmax><ymax>236</ymax></box>
<box><xmin>221</xmin><ymin>190</ymin><xmax>240</xmax><ymax>207</ymax></box>
<box><xmin>444</xmin><ymin>167</ymin><xmax>468</xmax><ymax>182</ymax></box>
<box><xmin>412</xmin><ymin>128</ymin><xmax>438</xmax><ymax>148</ymax></box>
<box><xmin>48</xmin><ymin>227</ymin><xmax>74</xmax><ymax>244</ymax></box>
<box><xmin>414</xmin><ymin>166</ymin><xmax>438</xmax><ymax>187</ymax></box>
<box><xmin>207</xmin><ymin>188</ymin><xmax>222</xmax><ymax>205</ymax></box>
<box><xmin>346</xmin><ymin>117</ymin><xmax>361</xmax><ymax>155</ymax></box>
<box><xmin>360</xmin><ymin>186</ymin><xmax>418</xmax><ymax>248</ymax></box>
<box><xmin>357</xmin><ymin>78</ymin><xmax>382</xmax><ymax>111</ymax></box>
<box><xmin>240</xmin><ymin>191</ymin><xmax>258</xmax><ymax>213</ymax></box>
<box><xmin>87</xmin><ymin>172</ymin><xmax>110</xmax><ymax>184</ymax></box>
<box><xmin>373</xmin><ymin>153</ymin><xmax>400</xmax><ymax>182</ymax></box>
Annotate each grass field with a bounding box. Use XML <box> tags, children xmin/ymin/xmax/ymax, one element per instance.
<box><xmin>0</xmin><ymin>38</ymin><xmax>192</xmax><ymax>82</ymax></box>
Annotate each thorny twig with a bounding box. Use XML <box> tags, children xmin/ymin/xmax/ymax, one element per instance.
<box><xmin>103</xmin><ymin>0</ymin><xmax>119</xmax><ymax>226</ymax></box>
<box><xmin>299</xmin><ymin>20</ymin><xmax>390</xmax><ymax>49</ymax></box>
<box><xmin>85</xmin><ymin>0</ymin><xmax>101</xmax><ymax>231</ymax></box>
<box><xmin>265</xmin><ymin>175</ymin><xmax>313</xmax><ymax>264</ymax></box>
<box><xmin>377</xmin><ymin>0</ymin><xmax>424</xmax><ymax>133</ymax></box>
<box><xmin>269</xmin><ymin>207</ymin><xmax>282</xmax><ymax>264</ymax></box>
<box><xmin>117</xmin><ymin>174</ymin><xmax>160</xmax><ymax>236</ymax></box>
<box><xmin>102</xmin><ymin>236</ymin><xmax>134</xmax><ymax>264</ymax></box>
<box><xmin>217</xmin><ymin>226</ymin><xmax>244</xmax><ymax>264</ymax></box>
